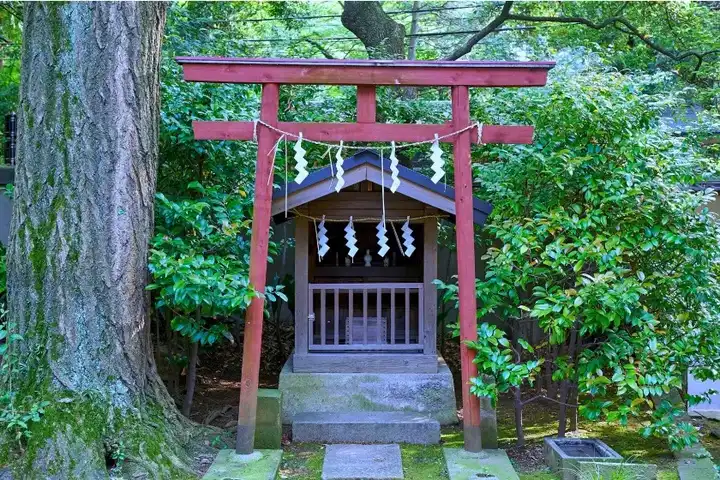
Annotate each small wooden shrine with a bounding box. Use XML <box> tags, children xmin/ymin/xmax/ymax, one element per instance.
<box><xmin>272</xmin><ymin>149</ymin><xmax>491</xmax><ymax>374</ymax></box>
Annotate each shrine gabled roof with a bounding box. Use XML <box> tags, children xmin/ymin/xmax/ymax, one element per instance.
<box><xmin>271</xmin><ymin>149</ymin><xmax>492</xmax><ymax>226</ymax></box>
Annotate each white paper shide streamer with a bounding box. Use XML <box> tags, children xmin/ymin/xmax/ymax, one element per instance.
<box><xmin>376</xmin><ymin>218</ymin><xmax>390</xmax><ymax>257</ymax></box>
<box><xmin>317</xmin><ymin>215</ymin><xmax>330</xmax><ymax>259</ymax></box>
<box><xmin>334</xmin><ymin>140</ymin><xmax>345</xmax><ymax>193</ymax></box>
<box><xmin>344</xmin><ymin>216</ymin><xmax>358</xmax><ymax>259</ymax></box>
<box><xmin>294</xmin><ymin>132</ymin><xmax>308</xmax><ymax>184</ymax></box>
<box><xmin>389</xmin><ymin>141</ymin><xmax>400</xmax><ymax>193</ymax></box>
<box><xmin>430</xmin><ymin>133</ymin><xmax>444</xmax><ymax>184</ymax></box>
<box><xmin>401</xmin><ymin>216</ymin><xmax>416</xmax><ymax>257</ymax></box>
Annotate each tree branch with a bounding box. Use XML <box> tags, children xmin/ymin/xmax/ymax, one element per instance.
<box><xmin>443</xmin><ymin>1</ymin><xmax>514</xmax><ymax>60</ymax></box>
<box><xmin>505</xmin><ymin>11</ymin><xmax>720</xmax><ymax>66</ymax></box>
<box><xmin>0</xmin><ymin>4</ymin><xmax>21</xmax><ymax>21</ymax></box>
<box><xmin>303</xmin><ymin>38</ymin><xmax>335</xmax><ymax>59</ymax></box>
<box><xmin>442</xmin><ymin>1</ymin><xmax>719</xmax><ymax>78</ymax></box>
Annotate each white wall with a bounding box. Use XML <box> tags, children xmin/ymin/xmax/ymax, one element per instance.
<box><xmin>688</xmin><ymin>194</ymin><xmax>720</xmax><ymax>418</ymax></box>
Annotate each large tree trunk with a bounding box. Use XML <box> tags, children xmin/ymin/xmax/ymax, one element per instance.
<box><xmin>341</xmin><ymin>1</ymin><xmax>406</xmax><ymax>59</ymax></box>
<box><xmin>4</xmin><ymin>3</ymin><xmax>194</xmax><ymax>478</ymax></box>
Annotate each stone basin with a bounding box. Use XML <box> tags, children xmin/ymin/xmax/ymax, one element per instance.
<box><xmin>544</xmin><ymin>438</ymin><xmax>623</xmax><ymax>480</ymax></box>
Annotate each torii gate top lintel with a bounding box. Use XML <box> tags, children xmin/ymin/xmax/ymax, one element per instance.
<box><xmin>177</xmin><ymin>57</ymin><xmax>555</xmax><ymax>145</ymax></box>
<box><xmin>178</xmin><ymin>56</ymin><xmax>553</xmax><ymax>455</ymax></box>
<box><xmin>176</xmin><ymin>56</ymin><xmax>555</xmax><ymax>87</ymax></box>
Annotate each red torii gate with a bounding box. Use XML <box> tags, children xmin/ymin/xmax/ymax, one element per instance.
<box><xmin>176</xmin><ymin>57</ymin><xmax>554</xmax><ymax>454</ymax></box>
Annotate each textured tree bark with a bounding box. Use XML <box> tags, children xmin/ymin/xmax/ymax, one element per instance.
<box><xmin>407</xmin><ymin>1</ymin><xmax>420</xmax><ymax>61</ymax></box>
<box><xmin>341</xmin><ymin>1</ymin><xmax>406</xmax><ymax>59</ymax></box>
<box><xmin>182</xmin><ymin>340</ymin><xmax>199</xmax><ymax>418</ymax></box>
<box><xmin>546</xmin><ymin>345</ymin><xmax>558</xmax><ymax>399</ymax></box>
<box><xmin>511</xmin><ymin>328</ymin><xmax>526</xmax><ymax>447</ymax></box>
<box><xmin>557</xmin><ymin>324</ymin><xmax>579</xmax><ymax>437</ymax></box>
<box><xmin>513</xmin><ymin>387</ymin><xmax>525</xmax><ymax>447</ymax></box>
<box><xmin>5</xmin><ymin>3</ymin><xmax>194</xmax><ymax>478</ymax></box>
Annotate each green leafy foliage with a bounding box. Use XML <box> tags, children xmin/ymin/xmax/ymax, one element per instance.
<box><xmin>0</xmin><ymin>245</ymin><xmax>51</xmax><ymax>449</ymax></box>
<box><xmin>466</xmin><ymin>323</ymin><xmax>543</xmax><ymax>408</ymax></box>
<box><xmin>439</xmin><ymin>61</ymin><xmax>720</xmax><ymax>449</ymax></box>
<box><xmin>0</xmin><ymin>398</ymin><xmax>50</xmax><ymax>445</ymax></box>
<box><xmin>0</xmin><ymin>3</ymin><xmax>22</xmax><ymax>116</ymax></box>
<box><xmin>148</xmin><ymin>182</ymin><xmax>283</xmax><ymax>346</ymax></box>
<box><xmin>509</xmin><ymin>2</ymin><xmax>720</xmax><ymax>87</ymax></box>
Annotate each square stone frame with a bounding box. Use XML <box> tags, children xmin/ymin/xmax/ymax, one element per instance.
<box><xmin>544</xmin><ymin>438</ymin><xmax>623</xmax><ymax>480</ymax></box>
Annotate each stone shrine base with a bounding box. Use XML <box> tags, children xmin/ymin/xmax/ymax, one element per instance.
<box><xmin>279</xmin><ymin>356</ymin><xmax>459</xmax><ymax>425</ymax></box>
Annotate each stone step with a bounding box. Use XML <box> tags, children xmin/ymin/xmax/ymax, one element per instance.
<box><xmin>293</xmin><ymin>411</ymin><xmax>440</xmax><ymax>444</ymax></box>
<box><xmin>322</xmin><ymin>444</ymin><xmax>404</xmax><ymax>480</ymax></box>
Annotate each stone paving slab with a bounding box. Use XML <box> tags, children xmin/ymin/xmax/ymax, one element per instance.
<box><xmin>674</xmin><ymin>445</ymin><xmax>718</xmax><ymax>480</ymax></box>
<box><xmin>677</xmin><ymin>456</ymin><xmax>717</xmax><ymax>480</ymax></box>
<box><xmin>322</xmin><ymin>444</ymin><xmax>404</xmax><ymax>480</ymax></box>
<box><xmin>293</xmin><ymin>411</ymin><xmax>440</xmax><ymax>444</ymax></box>
<box><xmin>443</xmin><ymin>448</ymin><xmax>519</xmax><ymax>480</ymax></box>
<box><xmin>202</xmin><ymin>449</ymin><xmax>282</xmax><ymax>480</ymax></box>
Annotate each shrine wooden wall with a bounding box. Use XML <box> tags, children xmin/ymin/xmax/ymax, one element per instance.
<box><xmin>291</xmin><ymin>204</ymin><xmax>440</xmax><ymax>373</ymax></box>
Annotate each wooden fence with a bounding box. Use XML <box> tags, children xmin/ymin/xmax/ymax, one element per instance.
<box><xmin>308</xmin><ymin>282</ymin><xmax>423</xmax><ymax>352</ymax></box>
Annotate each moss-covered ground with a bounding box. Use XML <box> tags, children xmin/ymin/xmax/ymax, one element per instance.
<box><xmin>275</xmin><ymin>396</ymin><xmax>720</xmax><ymax>479</ymax></box>
<box><xmin>278</xmin><ymin>443</ymin><xmax>324</xmax><ymax>479</ymax></box>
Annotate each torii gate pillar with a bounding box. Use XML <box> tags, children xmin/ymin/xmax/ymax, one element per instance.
<box><xmin>235</xmin><ymin>83</ymin><xmax>280</xmax><ymax>453</ymax></box>
<box><xmin>451</xmin><ymin>85</ymin><xmax>482</xmax><ymax>451</ymax></box>
<box><xmin>177</xmin><ymin>57</ymin><xmax>554</xmax><ymax>454</ymax></box>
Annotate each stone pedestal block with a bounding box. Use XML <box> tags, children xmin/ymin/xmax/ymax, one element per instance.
<box><xmin>478</xmin><ymin>380</ymin><xmax>498</xmax><ymax>449</ymax></box>
<box><xmin>253</xmin><ymin>389</ymin><xmax>282</xmax><ymax>449</ymax></box>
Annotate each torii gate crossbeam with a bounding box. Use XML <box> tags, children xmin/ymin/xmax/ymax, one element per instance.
<box><xmin>176</xmin><ymin>56</ymin><xmax>554</xmax><ymax>454</ymax></box>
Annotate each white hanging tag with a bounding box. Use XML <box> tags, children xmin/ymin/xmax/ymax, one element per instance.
<box><xmin>389</xmin><ymin>141</ymin><xmax>400</xmax><ymax>193</ymax></box>
<box><xmin>430</xmin><ymin>133</ymin><xmax>444</xmax><ymax>184</ymax></box>
<box><xmin>317</xmin><ymin>215</ymin><xmax>329</xmax><ymax>259</ymax></box>
<box><xmin>401</xmin><ymin>216</ymin><xmax>416</xmax><ymax>257</ymax></box>
<box><xmin>344</xmin><ymin>216</ymin><xmax>358</xmax><ymax>259</ymax></box>
<box><xmin>376</xmin><ymin>217</ymin><xmax>389</xmax><ymax>257</ymax></box>
<box><xmin>294</xmin><ymin>132</ymin><xmax>308</xmax><ymax>184</ymax></box>
<box><xmin>334</xmin><ymin>140</ymin><xmax>345</xmax><ymax>193</ymax></box>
